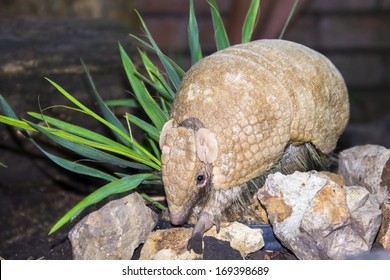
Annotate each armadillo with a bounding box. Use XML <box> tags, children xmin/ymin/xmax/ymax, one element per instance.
<box><xmin>159</xmin><ymin>39</ymin><xmax>349</xmax><ymax>253</ymax></box>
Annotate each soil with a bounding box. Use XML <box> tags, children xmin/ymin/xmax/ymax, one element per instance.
<box><xmin>0</xmin><ymin>161</ymin><xmax>82</xmax><ymax>259</ymax></box>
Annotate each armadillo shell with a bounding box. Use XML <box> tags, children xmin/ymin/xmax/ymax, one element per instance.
<box><xmin>171</xmin><ymin>39</ymin><xmax>349</xmax><ymax>191</ymax></box>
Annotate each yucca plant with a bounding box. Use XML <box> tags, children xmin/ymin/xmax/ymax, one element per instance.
<box><xmin>0</xmin><ymin>0</ymin><xmax>298</xmax><ymax>234</ymax></box>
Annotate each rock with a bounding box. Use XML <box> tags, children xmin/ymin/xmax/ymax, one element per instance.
<box><xmin>140</xmin><ymin>222</ymin><xmax>264</xmax><ymax>260</ymax></box>
<box><xmin>206</xmin><ymin>222</ymin><xmax>264</xmax><ymax>257</ymax></box>
<box><xmin>69</xmin><ymin>193</ymin><xmax>158</xmax><ymax>260</ymax></box>
<box><xmin>377</xmin><ymin>199</ymin><xmax>390</xmax><ymax>249</ymax></box>
<box><xmin>258</xmin><ymin>171</ymin><xmax>382</xmax><ymax>259</ymax></box>
<box><xmin>202</xmin><ymin>237</ymin><xmax>242</xmax><ymax>260</ymax></box>
<box><xmin>345</xmin><ymin>186</ymin><xmax>382</xmax><ymax>247</ymax></box>
<box><xmin>140</xmin><ymin>227</ymin><xmax>201</xmax><ymax>260</ymax></box>
<box><xmin>338</xmin><ymin>145</ymin><xmax>390</xmax><ymax>204</ymax></box>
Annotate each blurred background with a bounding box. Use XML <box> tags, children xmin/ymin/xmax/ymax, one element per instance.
<box><xmin>0</xmin><ymin>0</ymin><xmax>389</xmax><ymax>259</ymax></box>
<box><xmin>1</xmin><ymin>0</ymin><xmax>389</xmax><ymax>124</ymax></box>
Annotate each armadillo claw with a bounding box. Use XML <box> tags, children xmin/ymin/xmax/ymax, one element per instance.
<box><xmin>187</xmin><ymin>232</ymin><xmax>203</xmax><ymax>254</ymax></box>
<box><xmin>187</xmin><ymin>211</ymin><xmax>215</xmax><ymax>254</ymax></box>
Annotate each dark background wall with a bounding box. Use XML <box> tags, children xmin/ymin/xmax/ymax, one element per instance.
<box><xmin>1</xmin><ymin>0</ymin><xmax>388</xmax><ymax>124</ymax></box>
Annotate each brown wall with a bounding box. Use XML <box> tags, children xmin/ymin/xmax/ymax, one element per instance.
<box><xmin>1</xmin><ymin>0</ymin><xmax>389</xmax><ymax>123</ymax></box>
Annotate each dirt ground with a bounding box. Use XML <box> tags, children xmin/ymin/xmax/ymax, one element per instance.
<box><xmin>0</xmin><ymin>167</ymin><xmax>81</xmax><ymax>259</ymax></box>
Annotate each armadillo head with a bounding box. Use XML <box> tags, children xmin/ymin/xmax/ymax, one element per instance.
<box><xmin>159</xmin><ymin>118</ymin><xmax>218</xmax><ymax>225</ymax></box>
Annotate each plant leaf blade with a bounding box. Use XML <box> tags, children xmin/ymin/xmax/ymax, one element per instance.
<box><xmin>80</xmin><ymin>59</ymin><xmax>131</xmax><ymax>148</ymax></box>
<box><xmin>48</xmin><ymin>173</ymin><xmax>152</xmax><ymax>234</ymax></box>
<box><xmin>279</xmin><ymin>0</ymin><xmax>300</xmax><ymax>39</ymax></box>
<box><xmin>188</xmin><ymin>0</ymin><xmax>203</xmax><ymax>64</ymax></box>
<box><xmin>119</xmin><ymin>43</ymin><xmax>168</xmax><ymax>130</ymax></box>
<box><xmin>135</xmin><ymin>10</ymin><xmax>182</xmax><ymax>89</ymax></box>
<box><xmin>208</xmin><ymin>0</ymin><xmax>230</xmax><ymax>50</ymax></box>
<box><xmin>242</xmin><ymin>0</ymin><xmax>260</xmax><ymax>43</ymax></box>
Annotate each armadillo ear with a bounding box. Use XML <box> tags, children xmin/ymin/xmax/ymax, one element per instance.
<box><xmin>196</xmin><ymin>128</ymin><xmax>218</xmax><ymax>164</ymax></box>
<box><xmin>159</xmin><ymin>119</ymin><xmax>175</xmax><ymax>149</ymax></box>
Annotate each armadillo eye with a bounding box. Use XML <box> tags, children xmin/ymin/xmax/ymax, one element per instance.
<box><xmin>196</xmin><ymin>174</ymin><xmax>205</xmax><ymax>184</ymax></box>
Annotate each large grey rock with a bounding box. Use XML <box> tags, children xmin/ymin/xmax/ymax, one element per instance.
<box><xmin>69</xmin><ymin>193</ymin><xmax>158</xmax><ymax>259</ymax></box>
<box><xmin>258</xmin><ymin>171</ymin><xmax>382</xmax><ymax>259</ymax></box>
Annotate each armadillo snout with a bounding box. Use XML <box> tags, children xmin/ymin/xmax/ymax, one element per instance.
<box><xmin>169</xmin><ymin>212</ymin><xmax>187</xmax><ymax>225</ymax></box>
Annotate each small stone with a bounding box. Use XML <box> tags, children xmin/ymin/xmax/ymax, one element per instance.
<box><xmin>258</xmin><ymin>171</ymin><xmax>382</xmax><ymax>259</ymax></box>
<box><xmin>338</xmin><ymin>145</ymin><xmax>390</xmax><ymax>204</ymax></box>
<box><xmin>203</xmin><ymin>237</ymin><xmax>242</xmax><ymax>260</ymax></box>
<box><xmin>377</xmin><ymin>199</ymin><xmax>390</xmax><ymax>249</ymax></box>
<box><xmin>140</xmin><ymin>227</ymin><xmax>201</xmax><ymax>260</ymax></box>
<box><xmin>140</xmin><ymin>222</ymin><xmax>264</xmax><ymax>260</ymax></box>
<box><xmin>69</xmin><ymin>193</ymin><xmax>158</xmax><ymax>260</ymax></box>
<box><xmin>206</xmin><ymin>222</ymin><xmax>264</xmax><ymax>257</ymax></box>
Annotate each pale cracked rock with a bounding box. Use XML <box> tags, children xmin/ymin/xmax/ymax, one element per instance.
<box><xmin>140</xmin><ymin>222</ymin><xmax>264</xmax><ymax>260</ymax></box>
<box><xmin>69</xmin><ymin>193</ymin><xmax>158</xmax><ymax>259</ymax></box>
<box><xmin>258</xmin><ymin>171</ymin><xmax>382</xmax><ymax>260</ymax></box>
<box><xmin>338</xmin><ymin>144</ymin><xmax>390</xmax><ymax>204</ymax></box>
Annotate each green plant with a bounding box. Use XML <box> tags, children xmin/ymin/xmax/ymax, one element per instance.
<box><xmin>0</xmin><ymin>0</ymin><xmax>299</xmax><ymax>234</ymax></box>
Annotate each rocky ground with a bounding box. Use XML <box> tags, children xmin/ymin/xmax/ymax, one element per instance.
<box><xmin>2</xmin><ymin>143</ymin><xmax>389</xmax><ymax>260</ymax></box>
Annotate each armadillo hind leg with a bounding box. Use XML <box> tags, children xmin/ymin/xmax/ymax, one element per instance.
<box><xmin>279</xmin><ymin>142</ymin><xmax>331</xmax><ymax>173</ymax></box>
<box><xmin>228</xmin><ymin>142</ymin><xmax>331</xmax><ymax>224</ymax></box>
<box><xmin>248</xmin><ymin>142</ymin><xmax>331</xmax><ymax>191</ymax></box>
<box><xmin>187</xmin><ymin>185</ymin><xmax>246</xmax><ymax>254</ymax></box>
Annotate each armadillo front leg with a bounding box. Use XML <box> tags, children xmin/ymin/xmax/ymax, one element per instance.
<box><xmin>187</xmin><ymin>184</ymin><xmax>245</xmax><ymax>254</ymax></box>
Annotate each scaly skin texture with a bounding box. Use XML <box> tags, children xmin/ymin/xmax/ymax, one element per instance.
<box><xmin>159</xmin><ymin>39</ymin><xmax>349</xmax><ymax>253</ymax></box>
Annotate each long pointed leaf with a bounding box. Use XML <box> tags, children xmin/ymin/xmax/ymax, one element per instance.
<box><xmin>0</xmin><ymin>115</ymin><xmax>36</xmax><ymax>131</ymax></box>
<box><xmin>188</xmin><ymin>0</ymin><xmax>202</xmax><ymax>64</ymax></box>
<box><xmin>0</xmin><ymin>95</ymin><xmax>18</xmax><ymax>119</ymax></box>
<box><xmin>125</xmin><ymin>113</ymin><xmax>160</xmax><ymax>141</ymax></box>
<box><xmin>1</xmin><ymin>98</ymin><xmax>107</xmax><ymax>180</ymax></box>
<box><xmin>119</xmin><ymin>44</ymin><xmax>167</xmax><ymax>130</ymax></box>
<box><xmin>147</xmin><ymin>136</ymin><xmax>161</xmax><ymax>161</ymax></box>
<box><xmin>0</xmin><ymin>95</ymin><xmax>33</xmax><ymax>138</ymax></box>
<box><xmin>28</xmin><ymin>113</ymin><xmax>160</xmax><ymax>170</ymax></box>
<box><xmin>242</xmin><ymin>0</ymin><xmax>260</xmax><ymax>43</ymax></box>
<box><xmin>29</xmin><ymin>112</ymin><xmax>122</xmax><ymax>147</ymax></box>
<box><xmin>135</xmin><ymin>10</ymin><xmax>182</xmax><ymax>89</ymax></box>
<box><xmin>134</xmin><ymin>71</ymin><xmax>173</xmax><ymax>103</ymax></box>
<box><xmin>49</xmin><ymin>173</ymin><xmax>152</xmax><ymax>234</ymax></box>
<box><xmin>139</xmin><ymin>49</ymin><xmax>175</xmax><ymax>100</ymax></box>
<box><xmin>208</xmin><ymin>0</ymin><xmax>230</xmax><ymax>50</ymax></box>
<box><xmin>80</xmin><ymin>59</ymin><xmax>131</xmax><ymax>148</ymax></box>
<box><xmin>104</xmin><ymin>98</ymin><xmax>138</xmax><ymax>108</ymax></box>
<box><xmin>139</xmin><ymin>192</ymin><xmax>165</xmax><ymax>211</ymax></box>
<box><xmin>29</xmin><ymin>136</ymin><xmax>117</xmax><ymax>182</ymax></box>
<box><xmin>130</xmin><ymin>34</ymin><xmax>186</xmax><ymax>76</ymax></box>
<box><xmin>45</xmin><ymin>78</ymin><xmax>160</xmax><ymax>166</ymax></box>
<box><xmin>279</xmin><ymin>0</ymin><xmax>300</xmax><ymax>39</ymax></box>
<box><xmin>27</xmin><ymin>120</ymin><xmax>150</xmax><ymax>170</ymax></box>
